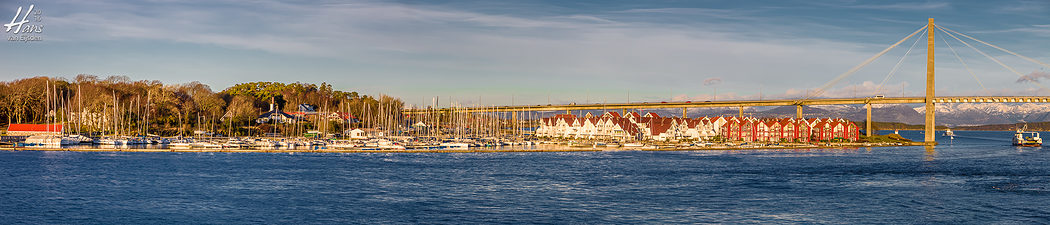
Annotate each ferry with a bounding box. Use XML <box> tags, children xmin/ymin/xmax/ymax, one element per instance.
<box><xmin>1013</xmin><ymin>125</ymin><xmax>1042</xmax><ymax>147</ymax></box>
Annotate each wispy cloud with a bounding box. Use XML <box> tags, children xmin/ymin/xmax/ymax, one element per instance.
<box><xmin>843</xmin><ymin>2</ymin><xmax>950</xmax><ymax>10</ymax></box>
<box><xmin>703</xmin><ymin>78</ymin><xmax>722</xmax><ymax>86</ymax></box>
<box><xmin>1017</xmin><ymin>71</ymin><xmax>1050</xmax><ymax>83</ymax></box>
<box><xmin>971</xmin><ymin>24</ymin><xmax>1050</xmax><ymax>37</ymax></box>
<box><xmin>994</xmin><ymin>0</ymin><xmax>1048</xmax><ymax>13</ymax></box>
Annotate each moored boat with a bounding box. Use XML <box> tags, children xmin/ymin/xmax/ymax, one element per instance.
<box><xmin>439</xmin><ymin>142</ymin><xmax>470</xmax><ymax>149</ymax></box>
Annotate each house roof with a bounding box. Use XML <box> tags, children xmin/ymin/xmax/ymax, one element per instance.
<box><xmin>259</xmin><ymin>110</ymin><xmax>297</xmax><ymax>120</ymax></box>
<box><xmin>686</xmin><ymin>119</ymin><xmax>703</xmax><ymax>128</ymax></box>
<box><xmin>7</xmin><ymin>124</ymin><xmax>63</xmax><ymax>132</ymax></box>
<box><xmin>626</xmin><ymin>112</ymin><xmax>641</xmax><ymax>118</ymax></box>
<box><xmin>650</xmin><ymin>121</ymin><xmax>673</xmax><ymax>135</ymax></box>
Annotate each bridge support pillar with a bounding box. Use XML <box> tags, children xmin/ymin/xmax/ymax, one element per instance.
<box><xmin>738</xmin><ymin>106</ymin><xmax>744</xmax><ymax>118</ymax></box>
<box><xmin>796</xmin><ymin>105</ymin><xmax>803</xmax><ymax>119</ymax></box>
<box><xmin>924</xmin><ymin>18</ymin><xmax>937</xmax><ymax>144</ymax></box>
<box><xmin>682</xmin><ymin>108</ymin><xmax>687</xmax><ymax>118</ymax></box>
<box><xmin>566</xmin><ymin>110</ymin><xmax>571</xmax><ymax>115</ymax></box>
<box><xmin>866</xmin><ymin>103</ymin><xmax>872</xmax><ymax>137</ymax></box>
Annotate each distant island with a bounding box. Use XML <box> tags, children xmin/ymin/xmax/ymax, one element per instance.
<box><xmin>871</xmin><ymin>121</ymin><xmax>1044</xmax><ymax>131</ymax></box>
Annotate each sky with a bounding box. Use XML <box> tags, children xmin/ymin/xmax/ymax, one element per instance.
<box><xmin>1</xmin><ymin>0</ymin><xmax>1049</xmax><ymax>107</ymax></box>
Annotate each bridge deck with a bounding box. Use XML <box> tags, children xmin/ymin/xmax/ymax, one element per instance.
<box><xmin>403</xmin><ymin>96</ymin><xmax>1050</xmax><ymax>113</ymax></box>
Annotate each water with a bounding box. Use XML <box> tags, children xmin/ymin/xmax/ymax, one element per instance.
<box><xmin>1</xmin><ymin>130</ymin><xmax>1048</xmax><ymax>224</ymax></box>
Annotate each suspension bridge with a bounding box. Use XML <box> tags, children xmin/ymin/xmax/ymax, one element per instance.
<box><xmin>403</xmin><ymin>18</ymin><xmax>1050</xmax><ymax>145</ymax></box>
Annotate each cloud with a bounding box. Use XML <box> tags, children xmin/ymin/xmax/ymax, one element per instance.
<box><xmin>995</xmin><ymin>0</ymin><xmax>1048</xmax><ymax>13</ymax></box>
<box><xmin>842</xmin><ymin>2</ymin><xmax>950</xmax><ymax>10</ymax></box>
<box><xmin>1016</xmin><ymin>71</ymin><xmax>1050</xmax><ymax>83</ymax></box>
<box><xmin>972</xmin><ymin>24</ymin><xmax>1050</xmax><ymax>37</ymax></box>
<box><xmin>703</xmin><ymin>78</ymin><xmax>722</xmax><ymax>86</ymax></box>
<box><xmin>614</xmin><ymin>7</ymin><xmax>760</xmax><ymax>21</ymax></box>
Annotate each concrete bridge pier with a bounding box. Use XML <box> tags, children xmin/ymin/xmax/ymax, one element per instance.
<box><xmin>866</xmin><ymin>103</ymin><xmax>872</xmax><ymax>137</ymax></box>
<box><xmin>796</xmin><ymin>105</ymin><xmax>803</xmax><ymax>119</ymax></box>
<box><xmin>924</xmin><ymin>18</ymin><xmax>937</xmax><ymax>145</ymax></box>
<box><xmin>682</xmin><ymin>108</ymin><xmax>688</xmax><ymax>118</ymax></box>
<box><xmin>738</xmin><ymin>106</ymin><xmax>744</xmax><ymax>118</ymax></box>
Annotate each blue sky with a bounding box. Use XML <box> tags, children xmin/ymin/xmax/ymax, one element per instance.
<box><xmin>1</xmin><ymin>0</ymin><xmax>1049</xmax><ymax>107</ymax></box>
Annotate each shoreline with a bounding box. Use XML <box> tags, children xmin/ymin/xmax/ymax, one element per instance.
<box><xmin>0</xmin><ymin>142</ymin><xmax>925</xmax><ymax>154</ymax></box>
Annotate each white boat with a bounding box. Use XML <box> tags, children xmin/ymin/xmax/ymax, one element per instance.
<box><xmin>439</xmin><ymin>142</ymin><xmax>470</xmax><ymax>149</ymax></box>
<box><xmin>1013</xmin><ymin>125</ymin><xmax>1042</xmax><ymax>147</ymax></box>
<box><xmin>375</xmin><ymin>139</ymin><xmax>405</xmax><ymax>150</ymax></box>
<box><xmin>169</xmin><ymin>142</ymin><xmax>192</xmax><ymax>148</ymax></box>
<box><xmin>24</xmin><ymin>135</ymin><xmax>77</xmax><ymax>146</ymax></box>
<box><xmin>194</xmin><ymin>141</ymin><xmax>221</xmax><ymax>148</ymax></box>
<box><xmin>622</xmin><ymin>143</ymin><xmax>644</xmax><ymax>148</ymax></box>
<box><xmin>252</xmin><ymin>139</ymin><xmax>279</xmax><ymax>147</ymax></box>
<box><xmin>97</xmin><ymin>137</ymin><xmax>125</xmax><ymax>145</ymax></box>
<box><xmin>329</xmin><ymin>140</ymin><xmax>357</xmax><ymax>148</ymax></box>
<box><xmin>222</xmin><ymin>139</ymin><xmax>247</xmax><ymax>149</ymax></box>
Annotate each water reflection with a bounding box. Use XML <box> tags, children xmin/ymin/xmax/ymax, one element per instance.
<box><xmin>924</xmin><ymin>145</ymin><xmax>936</xmax><ymax>161</ymax></box>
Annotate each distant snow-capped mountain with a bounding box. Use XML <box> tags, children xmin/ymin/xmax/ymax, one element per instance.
<box><xmin>914</xmin><ymin>103</ymin><xmax>1050</xmax><ymax>126</ymax></box>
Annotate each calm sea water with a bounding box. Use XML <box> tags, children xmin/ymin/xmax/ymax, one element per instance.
<box><xmin>2</xmin><ymin>130</ymin><xmax>1049</xmax><ymax>224</ymax></box>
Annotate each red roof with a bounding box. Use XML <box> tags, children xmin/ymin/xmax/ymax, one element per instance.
<box><xmin>649</xmin><ymin>121</ymin><xmax>673</xmax><ymax>135</ymax></box>
<box><xmin>7</xmin><ymin>124</ymin><xmax>63</xmax><ymax>132</ymax></box>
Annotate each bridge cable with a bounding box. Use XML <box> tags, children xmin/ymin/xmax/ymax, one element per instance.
<box><xmin>800</xmin><ymin>24</ymin><xmax>928</xmax><ymax>103</ymax></box>
<box><xmin>940</xmin><ymin>26</ymin><xmax>1050</xmax><ymax>70</ymax></box>
<box><xmin>872</xmin><ymin>30</ymin><xmax>926</xmax><ymax>97</ymax></box>
<box><xmin>938</xmin><ymin>29</ymin><xmax>990</xmax><ymax>95</ymax></box>
<box><xmin>937</xmin><ymin>26</ymin><xmax>1047</xmax><ymax>90</ymax></box>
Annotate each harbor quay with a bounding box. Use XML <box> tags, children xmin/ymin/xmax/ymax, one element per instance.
<box><xmin>3</xmin><ymin>107</ymin><xmax>917</xmax><ymax>152</ymax></box>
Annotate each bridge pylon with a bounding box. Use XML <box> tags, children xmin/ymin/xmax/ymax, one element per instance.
<box><xmin>924</xmin><ymin>18</ymin><xmax>937</xmax><ymax>144</ymax></box>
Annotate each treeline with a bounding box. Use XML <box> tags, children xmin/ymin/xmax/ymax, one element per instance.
<box><xmin>0</xmin><ymin>75</ymin><xmax>403</xmax><ymax>136</ymax></box>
